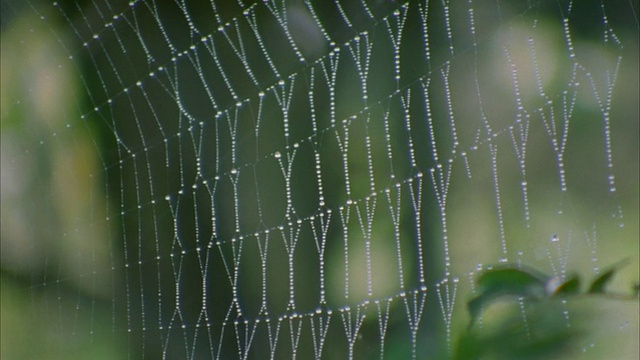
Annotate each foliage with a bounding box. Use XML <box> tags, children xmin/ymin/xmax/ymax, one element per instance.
<box><xmin>456</xmin><ymin>260</ymin><xmax>638</xmax><ymax>359</ymax></box>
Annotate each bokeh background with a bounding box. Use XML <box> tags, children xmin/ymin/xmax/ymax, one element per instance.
<box><xmin>2</xmin><ymin>0</ymin><xmax>638</xmax><ymax>359</ymax></box>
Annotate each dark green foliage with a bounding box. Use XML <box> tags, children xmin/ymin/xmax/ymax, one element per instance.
<box><xmin>587</xmin><ymin>259</ymin><xmax>630</xmax><ymax>294</ymax></box>
<box><xmin>552</xmin><ymin>275</ymin><xmax>581</xmax><ymax>296</ymax></box>
<box><xmin>468</xmin><ymin>260</ymin><xmax>632</xmax><ymax>324</ymax></box>
<box><xmin>468</xmin><ymin>267</ymin><xmax>547</xmax><ymax>323</ymax></box>
<box><xmin>459</xmin><ymin>260</ymin><xmax>637</xmax><ymax>359</ymax></box>
<box><xmin>455</xmin><ymin>305</ymin><xmax>578</xmax><ymax>360</ymax></box>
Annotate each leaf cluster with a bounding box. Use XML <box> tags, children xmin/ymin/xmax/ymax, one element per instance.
<box><xmin>468</xmin><ymin>259</ymin><xmax>632</xmax><ymax>324</ymax></box>
<box><xmin>454</xmin><ymin>259</ymin><xmax>637</xmax><ymax>359</ymax></box>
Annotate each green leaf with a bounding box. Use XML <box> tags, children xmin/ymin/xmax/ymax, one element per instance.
<box><xmin>588</xmin><ymin>268</ymin><xmax>617</xmax><ymax>294</ymax></box>
<box><xmin>476</xmin><ymin>267</ymin><xmax>547</xmax><ymax>293</ymax></box>
<box><xmin>457</xmin><ymin>301</ymin><xmax>579</xmax><ymax>360</ymax></box>
<box><xmin>588</xmin><ymin>259</ymin><xmax>630</xmax><ymax>294</ymax></box>
<box><xmin>468</xmin><ymin>267</ymin><xmax>547</xmax><ymax>322</ymax></box>
<box><xmin>550</xmin><ymin>275</ymin><xmax>581</xmax><ymax>296</ymax></box>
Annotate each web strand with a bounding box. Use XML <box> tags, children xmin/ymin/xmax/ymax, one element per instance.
<box><xmin>4</xmin><ymin>0</ymin><xmax>637</xmax><ymax>359</ymax></box>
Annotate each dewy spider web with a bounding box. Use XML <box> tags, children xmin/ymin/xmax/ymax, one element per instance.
<box><xmin>0</xmin><ymin>0</ymin><xmax>638</xmax><ymax>359</ymax></box>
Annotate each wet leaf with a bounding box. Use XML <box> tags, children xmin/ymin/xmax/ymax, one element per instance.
<box><xmin>456</xmin><ymin>301</ymin><xmax>579</xmax><ymax>360</ymax></box>
<box><xmin>588</xmin><ymin>259</ymin><xmax>630</xmax><ymax>294</ymax></box>
<box><xmin>551</xmin><ymin>275</ymin><xmax>581</xmax><ymax>296</ymax></box>
<box><xmin>588</xmin><ymin>268</ymin><xmax>617</xmax><ymax>294</ymax></box>
<box><xmin>468</xmin><ymin>259</ymin><xmax>634</xmax><ymax>325</ymax></box>
<box><xmin>468</xmin><ymin>267</ymin><xmax>546</xmax><ymax>321</ymax></box>
<box><xmin>476</xmin><ymin>267</ymin><xmax>547</xmax><ymax>292</ymax></box>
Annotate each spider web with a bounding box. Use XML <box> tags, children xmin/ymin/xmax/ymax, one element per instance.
<box><xmin>1</xmin><ymin>0</ymin><xmax>638</xmax><ymax>359</ymax></box>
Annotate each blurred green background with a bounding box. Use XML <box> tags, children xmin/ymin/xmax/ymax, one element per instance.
<box><xmin>1</xmin><ymin>0</ymin><xmax>637</xmax><ymax>359</ymax></box>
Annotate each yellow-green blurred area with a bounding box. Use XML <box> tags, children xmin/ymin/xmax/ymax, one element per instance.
<box><xmin>1</xmin><ymin>1</ymin><xmax>121</xmax><ymax>358</ymax></box>
<box><xmin>1</xmin><ymin>0</ymin><xmax>638</xmax><ymax>359</ymax></box>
